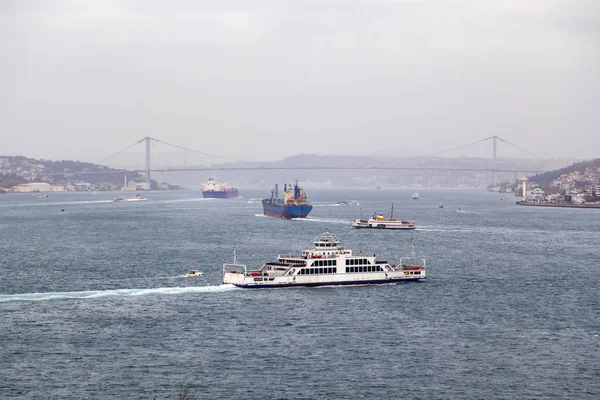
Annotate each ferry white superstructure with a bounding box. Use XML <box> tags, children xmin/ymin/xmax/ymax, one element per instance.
<box><xmin>223</xmin><ymin>230</ymin><xmax>426</xmax><ymax>288</ymax></box>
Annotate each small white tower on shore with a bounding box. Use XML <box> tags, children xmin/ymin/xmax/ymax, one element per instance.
<box><xmin>520</xmin><ymin>175</ymin><xmax>529</xmax><ymax>201</ymax></box>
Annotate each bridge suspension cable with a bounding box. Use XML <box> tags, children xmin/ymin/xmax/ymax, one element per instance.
<box><xmin>490</xmin><ymin>136</ymin><xmax>540</xmax><ymax>159</ymax></box>
<box><xmin>149</xmin><ymin>138</ymin><xmax>247</xmax><ymax>163</ymax></box>
<box><xmin>415</xmin><ymin>136</ymin><xmax>539</xmax><ymax>160</ymax></box>
<box><xmin>413</xmin><ymin>138</ymin><xmax>489</xmax><ymax>159</ymax></box>
<box><xmin>99</xmin><ymin>140</ymin><xmax>144</xmax><ymax>164</ymax></box>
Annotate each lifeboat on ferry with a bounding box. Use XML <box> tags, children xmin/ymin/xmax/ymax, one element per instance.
<box><xmin>311</xmin><ymin>254</ymin><xmax>322</xmax><ymax>259</ymax></box>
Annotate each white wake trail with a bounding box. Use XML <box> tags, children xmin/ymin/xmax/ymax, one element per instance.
<box><xmin>0</xmin><ymin>285</ymin><xmax>238</xmax><ymax>303</ymax></box>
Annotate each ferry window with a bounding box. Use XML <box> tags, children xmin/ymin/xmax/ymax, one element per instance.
<box><xmin>414</xmin><ymin>271</ymin><xmax>420</xmax><ymax>275</ymax></box>
<box><xmin>333</xmin><ymin>268</ymin><xmax>337</xmax><ymax>273</ymax></box>
<box><xmin>319</xmin><ymin>268</ymin><xmax>323</xmax><ymax>274</ymax></box>
<box><xmin>345</xmin><ymin>260</ymin><xmax>349</xmax><ymax>265</ymax></box>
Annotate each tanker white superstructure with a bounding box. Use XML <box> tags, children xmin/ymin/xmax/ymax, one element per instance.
<box><xmin>223</xmin><ymin>230</ymin><xmax>426</xmax><ymax>288</ymax></box>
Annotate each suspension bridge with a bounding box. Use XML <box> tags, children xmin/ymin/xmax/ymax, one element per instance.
<box><xmin>96</xmin><ymin>136</ymin><xmax>543</xmax><ymax>190</ymax></box>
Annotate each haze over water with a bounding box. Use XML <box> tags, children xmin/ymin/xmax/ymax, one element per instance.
<box><xmin>1</xmin><ymin>189</ymin><xmax>598</xmax><ymax>399</ymax></box>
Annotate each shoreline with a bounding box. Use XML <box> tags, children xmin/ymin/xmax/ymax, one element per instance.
<box><xmin>516</xmin><ymin>201</ymin><xmax>600</xmax><ymax>209</ymax></box>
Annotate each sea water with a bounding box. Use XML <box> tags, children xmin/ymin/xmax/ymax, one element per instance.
<box><xmin>0</xmin><ymin>189</ymin><xmax>598</xmax><ymax>399</ymax></box>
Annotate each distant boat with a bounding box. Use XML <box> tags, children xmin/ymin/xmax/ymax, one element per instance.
<box><xmin>337</xmin><ymin>200</ymin><xmax>360</xmax><ymax>206</ymax></box>
<box><xmin>202</xmin><ymin>177</ymin><xmax>239</xmax><ymax>199</ymax></box>
<box><xmin>412</xmin><ymin>193</ymin><xmax>420</xmax><ymax>200</ymax></box>
<box><xmin>376</xmin><ymin>186</ymin><xmax>382</xmax><ymax>190</ymax></box>
<box><xmin>246</xmin><ymin>197</ymin><xmax>262</xmax><ymax>204</ymax></box>
<box><xmin>185</xmin><ymin>269</ymin><xmax>204</xmax><ymax>277</ymax></box>
<box><xmin>113</xmin><ymin>193</ymin><xmax>147</xmax><ymax>202</ymax></box>
<box><xmin>350</xmin><ymin>203</ymin><xmax>416</xmax><ymax>230</ymax></box>
<box><xmin>126</xmin><ymin>193</ymin><xmax>147</xmax><ymax>202</ymax></box>
<box><xmin>438</xmin><ymin>203</ymin><xmax>444</xmax><ymax>208</ymax></box>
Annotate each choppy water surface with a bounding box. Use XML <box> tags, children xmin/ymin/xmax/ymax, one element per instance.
<box><xmin>1</xmin><ymin>189</ymin><xmax>598</xmax><ymax>399</ymax></box>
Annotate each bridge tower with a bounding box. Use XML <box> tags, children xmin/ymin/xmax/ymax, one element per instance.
<box><xmin>492</xmin><ymin>135</ymin><xmax>497</xmax><ymax>186</ymax></box>
<box><xmin>145</xmin><ymin>136</ymin><xmax>151</xmax><ymax>190</ymax></box>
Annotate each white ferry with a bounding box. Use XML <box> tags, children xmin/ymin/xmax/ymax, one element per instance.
<box><xmin>350</xmin><ymin>204</ymin><xmax>416</xmax><ymax>230</ymax></box>
<box><xmin>337</xmin><ymin>200</ymin><xmax>360</xmax><ymax>206</ymax></box>
<box><xmin>222</xmin><ymin>230</ymin><xmax>426</xmax><ymax>288</ymax></box>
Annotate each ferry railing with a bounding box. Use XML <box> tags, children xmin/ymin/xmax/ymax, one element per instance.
<box><xmin>222</xmin><ymin>245</ymin><xmax>248</xmax><ymax>275</ymax></box>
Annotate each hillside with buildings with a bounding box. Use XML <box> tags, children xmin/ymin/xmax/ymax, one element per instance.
<box><xmin>510</xmin><ymin>160</ymin><xmax>600</xmax><ymax>205</ymax></box>
<box><xmin>0</xmin><ymin>156</ymin><xmax>183</xmax><ymax>193</ymax></box>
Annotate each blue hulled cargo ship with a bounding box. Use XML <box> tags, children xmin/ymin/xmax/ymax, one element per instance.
<box><xmin>262</xmin><ymin>182</ymin><xmax>312</xmax><ymax>219</ymax></box>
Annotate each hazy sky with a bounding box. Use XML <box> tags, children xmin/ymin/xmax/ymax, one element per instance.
<box><xmin>1</xmin><ymin>0</ymin><xmax>598</xmax><ymax>167</ymax></box>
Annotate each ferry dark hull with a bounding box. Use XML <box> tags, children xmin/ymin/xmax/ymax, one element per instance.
<box><xmin>202</xmin><ymin>189</ymin><xmax>239</xmax><ymax>199</ymax></box>
<box><xmin>233</xmin><ymin>277</ymin><xmax>425</xmax><ymax>288</ymax></box>
<box><xmin>262</xmin><ymin>200</ymin><xmax>312</xmax><ymax>219</ymax></box>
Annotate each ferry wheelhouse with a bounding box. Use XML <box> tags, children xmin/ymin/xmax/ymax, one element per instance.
<box><xmin>223</xmin><ymin>230</ymin><xmax>426</xmax><ymax>288</ymax></box>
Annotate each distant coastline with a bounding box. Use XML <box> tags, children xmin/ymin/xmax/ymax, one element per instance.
<box><xmin>516</xmin><ymin>201</ymin><xmax>600</xmax><ymax>209</ymax></box>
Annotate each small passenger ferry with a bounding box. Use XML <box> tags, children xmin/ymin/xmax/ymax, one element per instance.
<box><xmin>337</xmin><ymin>200</ymin><xmax>360</xmax><ymax>206</ymax></box>
<box><xmin>222</xmin><ymin>230</ymin><xmax>426</xmax><ymax>288</ymax></box>
<box><xmin>350</xmin><ymin>203</ymin><xmax>416</xmax><ymax>230</ymax></box>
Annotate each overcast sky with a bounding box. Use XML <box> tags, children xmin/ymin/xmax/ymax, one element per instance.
<box><xmin>1</xmin><ymin>0</ymin><xmax>598</xmax><ymax>167</ymax></box>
